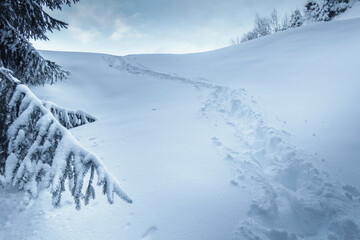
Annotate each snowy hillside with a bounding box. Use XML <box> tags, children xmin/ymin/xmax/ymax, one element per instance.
<box><xmin>1</xmin><ymin>10</ymin><xmax>360</xmax><ymax>240</ymax></box>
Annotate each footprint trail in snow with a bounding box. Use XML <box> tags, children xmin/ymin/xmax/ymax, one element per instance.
<box><xmin>106</xmin><ymin>56</ymin><xmax>360</xmax><ymax>240</ymax></box>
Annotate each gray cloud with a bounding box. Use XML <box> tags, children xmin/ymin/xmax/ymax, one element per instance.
<box><xmin>35</xmin><ymin>0</ymin><xmax>306</xmax><ymax>55</ymax></box>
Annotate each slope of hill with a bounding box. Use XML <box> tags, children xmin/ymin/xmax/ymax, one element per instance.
<box><xmin>1</xmin><ymin>10</ymin><xmax>360</xmax><ymax>240</ymax></box>
<box><xmin>122</xmin><ymin>15</ymin><xmax>360</xmax><ymax>189</ymax></box>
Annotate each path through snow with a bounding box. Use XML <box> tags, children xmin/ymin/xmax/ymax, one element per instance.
<box><xmin>106</xmin><ymin>56</ymin><xmax>360</xmax><ymax>240</ymax></box>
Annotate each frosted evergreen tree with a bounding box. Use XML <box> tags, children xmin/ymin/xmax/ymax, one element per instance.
<box><xmin>241</xmin><ymin>15</ymin><xmax>271</xmax><ymax>42</ymax></box>
<box><xmin>289</xmin><ymin>9</ymin><xmax>304</xmax><ymax>28</ymax></box>
<box><xmin>281</xmin><ymin>14</ymin><xmax>290</xmax><ymax>31</ymax></box>
<box><xmin>318</xmin><ymin>0</ymin><xmax>350</xmax><ymax>21</ymax></box>
<box><xmin>0</xmin><ymin>1</ymin><xmax>132</xmax><ymax>209</ymax></box>
<box><xmin>305</xmin><ymin>0</ymin><xmax>322</xmax><ymax>21</ymax></box>
<box><xmin>0</xmin><ymin>66</ymin><xmax>132</xmax><ymax>209</ymax></box>
<box><xmin>241</xmin><ymin>11</ymin><xmax>283</xmax><ymax>43</ymax></box>
<box><xmin>269</xmin><ymin>10</ymin><xmax>281</xmax><ymax>33</ymax></box>
<box><xmin>305</xmin><ymin>0</ymin><xmax>351</xmax><ymax>21</ymax></box>
<box><xmin>0</xmin><ymin>0</ymin><xmax>79</xmax><ymax>85</ymax></box>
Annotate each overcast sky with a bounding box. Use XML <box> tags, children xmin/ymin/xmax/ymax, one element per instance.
<box><xmin>33</xmin><ymin>0</ymin><xmax>306</xmax><ymax>56</ymax></box>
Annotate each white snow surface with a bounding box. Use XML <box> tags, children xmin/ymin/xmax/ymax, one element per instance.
<box><xmin>1</xmin><ymin>14</ymin><xmax>360</xmax><ymax>240</ymax></box>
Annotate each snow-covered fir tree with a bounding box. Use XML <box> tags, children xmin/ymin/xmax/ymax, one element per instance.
<box><xmin>319</xmin><ymin>0</ymin><xmax>351</xmax><ymax>21</ymax></box>
<box><xmin>305</xmin><ymin>0</ymin><xmax>322</xmax><ymax>21</ymax></box>
<box><xmin>0</xmin><ymin>66</ymin><xmax>132</xmax><ymax>209</ymax></box>
<box><xmin>0</xmin><ymin>1</ymin><xmax>132</xmax><ymax>208</ymax></box>
<box><xmin>305</xmin><ymin>0</ymin><xmax>351</xmax><ymax>21</ymax></box>
<box><xmin>289</xmin><ymin>9</ymin><xmax>304</xmax><ymax>28</ymax></box>
<box><xmin>0</xmin><ymin>0</ymin><xmax>79</xmax><ymax>85</ymax></box>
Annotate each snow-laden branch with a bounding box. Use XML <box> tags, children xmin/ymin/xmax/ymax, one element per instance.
<box><xmin>42</xmin><ymin>101</ymin><xmax>96</xmax><ymax>129</ymax></box>
<box><xmin>0</xmin><ymin>70</ymin><xmax>132</xmax><ymax>209</ymax></box>
<box><xmin>0</xmin><ymin>27</ymin><xmax>69</xmax><ymax>85</ymax></box>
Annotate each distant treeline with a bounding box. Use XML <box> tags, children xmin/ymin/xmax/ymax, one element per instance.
<box><xmin>231</xmin><ymin>0</ymin><xmax>354</xmax><ymax>45</ymax></box>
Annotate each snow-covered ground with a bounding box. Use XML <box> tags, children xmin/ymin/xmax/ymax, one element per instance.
<box><xmin>1</xmin><ymin>8</ymin><xmax>360</xmax><ymax>240</ymax></box>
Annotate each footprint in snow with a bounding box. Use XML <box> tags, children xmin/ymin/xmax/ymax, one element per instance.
<box><xmin>230</xmin><ymin>179</ymin><xmax>239</xmax><ymax>186</ymax></box>
<box><xmin>124</xmin><ymin>222</ymin><xmax>131</xmax><ymax>229</ymax></box>
<box><xmin>139</xmin><ymin>226</ymin><xmax>158</xmax><ymax>240</ymax></box>
<box><xmin>211</xmin><ymin>137</ymin><xmax>222</xmax><ymax>146</ymax></box>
